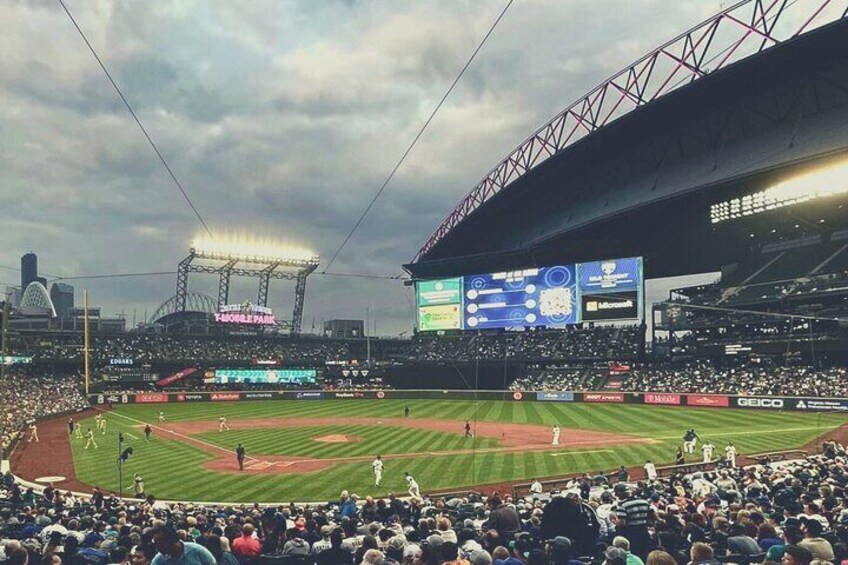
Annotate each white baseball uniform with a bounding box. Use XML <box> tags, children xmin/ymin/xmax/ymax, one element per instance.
<box><xmin>552</xmin><ymin>425</ymin><xmax>561</xmax><ymax>446</ymax></box>
<box><xmin>406</xmin><ymin>475</ymin><xmax>420</xmax><ymax>498</ymax></box>
<box><xmin>372</xmin><ymin>458</ymin><xmax>384</xmax><ymax>486</ymax></box>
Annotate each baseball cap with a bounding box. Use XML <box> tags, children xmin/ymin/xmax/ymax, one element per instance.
<box><xmin>549</xmin><ymin>536</ymin><xmax>571</xmax><ymax>555</ymax></box>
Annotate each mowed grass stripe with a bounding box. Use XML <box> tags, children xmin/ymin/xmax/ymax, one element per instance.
<box><xmin>67</xmin><ymin>401</ymin><xmax>844</xmax><ymax>502</ymax></box>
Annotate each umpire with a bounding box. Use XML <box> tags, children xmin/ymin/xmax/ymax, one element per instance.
<box><xmin>236</xmin><ymin>443</ymin><xmax>246</xmax><ymax>471</ymax></box>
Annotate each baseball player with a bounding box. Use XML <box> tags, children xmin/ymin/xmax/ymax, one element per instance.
<box><xmin>405</xmin><ymin>472</ymin><xmax>420</xmax><ymax>498</ymax></box>
<box><xmin>675</xmin><ymin>446</ymin><xmax>685</xmax><ymax>465</ymax></box>
<box><xmin>27</xmin><ymin>423</ymin><xmax>39</xmax><ymax>443</ymax></box>
<box><xmin>158</xmin><ymin>410</ymin><xmax>165</xmax><ymax>422</ymax></box>
<box><xmin>701</xmin><ymin>441</ymin><xmax>716</xmax><ymax>463</ymax></box>
<box><xmin>683</xmin><ymin>428</ymin><xmax>700</xmax><ymax>454</ymax></box>
<box><xmin>725</xmin><ymin>442</ymin><xmax>738</xmax><ymax>468</ymax></box>
<box><xmin>144</xmin><ymin>424</ymin><xmax>152</xmax><ymax>441</ymax></box>
<box><xmin>94</xmin><ymin>413</ymin><xmax>101</xmax><ymax>430</ymax></box>
<box><xmin>98</xmin><ymin>415</ymin><xmax>107</xmax><ymax>435</ymax></box>
<box><xmin>404</xmin><ymin>406</ymin><xmax>410</xmax><ymax>418</ymax></box>
<box><xmin>133</xmin><ymin>474</ymin><xmax>145</xmax><ymax>498</ymax></box>
<box><xmin>218</xmin><ymin>416</ymin><xmax>230</xmax><ymax>432</ymax></box>
<box><xmin>75</xmin><ymin>420</ymin><xmax>83</xmax><ymax>439</ymax></box>
<box><xmin>464</xmin><ymin>420</ymin><xmax>473</xmax><ymax>438</ymax></box>
<box><xmin>372</xmin><ymin>455</ymin><xmax>384</xmax><ymax>487</ymax></box>
<box><xmin>67</xmin><ymin>417</ymin><xmax>75</xmax><ymax>436</ymax></box>
<box><xmin>552</xmin><ymin>424</ymin><xmax>561</xmax><ymax>446</ymax></box>
<box><xmin>84</xmin><ymin>428</ymin><xmax>98</xmax><ymax>449</ymax></box>
<box><xmin>644</xmin><ymin>459</ymin><xmax>657</xmax><ymax>481</ymax></box>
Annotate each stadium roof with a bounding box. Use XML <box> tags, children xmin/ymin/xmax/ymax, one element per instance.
<box><xmin>410</xmin><ymin>1</ymin><xmax>848</xmax><ymax>279</ymax></box>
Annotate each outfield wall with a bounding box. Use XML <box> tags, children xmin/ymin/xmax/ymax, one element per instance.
<box><xmin>88</xmin><ymin>390</ymin><xmax>848</xmax><ymax>412</ymax></box>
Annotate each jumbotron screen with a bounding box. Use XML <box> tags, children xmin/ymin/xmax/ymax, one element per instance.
<box><xmin>214</xmin><ymin>369</ymin><xmax>317</xmax><ymax>385</ymax></box>
<box><xmin>416</xmin><ymin>256</ymin><xmax>643</xmax><ymax>331</ymax></box>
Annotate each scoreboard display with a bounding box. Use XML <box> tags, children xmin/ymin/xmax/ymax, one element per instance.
<box><xmin>416</xmin><ymin>256</ymin><xmax>643</xmax><ymax>331</ymax></box>
<box><xmin>215</xmin><ymin>368</ymin><xmax>317</xmax><ymax>385</ymax></box>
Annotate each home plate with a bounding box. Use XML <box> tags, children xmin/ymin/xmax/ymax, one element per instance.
<box><xmin>245</xmin><ymin>461</ymin><xmax>274</xmax><ymax>470</ymax></box>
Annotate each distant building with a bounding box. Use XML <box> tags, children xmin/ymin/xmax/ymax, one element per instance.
<box><xmin>324</xmin><ymin>319</ymin><xmax>365</xmax><ymax>339</ymax></box>
<box><xmin>20</xmin><ymin>252</ymin><xmax>37</xmax><ymax>290</ymax></box>
<box><xmin>5</xmin><ymin>286</ymin><xmax>21</xmax><ymax>307</ymax></box>
<box><xmin>50</xmin><ymin>282</ymin><xmax>75</xmax><ymax>318</ymax></box>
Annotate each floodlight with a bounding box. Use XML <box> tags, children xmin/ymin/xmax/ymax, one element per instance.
<box><xmin>191</xmin><ymin>235</ymin><xmax>320</xmax><ymax>265</ymax></box>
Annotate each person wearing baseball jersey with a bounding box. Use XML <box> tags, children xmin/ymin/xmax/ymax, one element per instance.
<box><xmin>27</xmin><ymin>423</ymin><xmax>39</xmax><ymax>443</ymax></box>
<box><xmin>725</xmin><ymin>442</ymin><xmax>738</xmax><ymax>467</ymax></box>
<box><xmin>701</xmin><ymin>441</ymin><xmax>716</xmax><ymax>463</ymax></box>
<box><xmin>218</xmin><ymin>416</ymin><xmax>230</xmax><ymax>432</ymax></box>
<box><xmin>158</xmin><ymin>410</ymin><xmax>165</xmax><ymax>422</ymax></box>
<box><xmin>552</xmin><ymin>424</ymin><xmax>561</xmax><ymax>446</ymax></box>
<box><xmin>405</xmin><ymin>472</ymin><xmax>420</xmax><ymax>498</ymax></box>
<box><xmin>683</xmin><ymin>428</ymin><xmax>700</xmax><ymax>454</ymax></box>
<box><xmin>372</xmin><ymin>455</ymin><xmax>384</xmax><ymax>487</ymax></box>
<box><xmin>643</xmin><ymin>460</ymin><xmax>657</xmax><ymax>481</ymax></box>
<box><xmin>84</xmin><ymin>428</ymin><xmax>98</xmax><ymax>449</ymax></box>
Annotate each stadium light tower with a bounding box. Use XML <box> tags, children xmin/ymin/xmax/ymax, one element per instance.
<box><xmin>174</xmin><ymin>236</ymin><xmax>320</xmax><ymax>335</ymax></box>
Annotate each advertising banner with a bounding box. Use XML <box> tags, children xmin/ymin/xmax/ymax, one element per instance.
<box><xmin>686</xmin><ymin>395</ymin><xmax>730</xmax><ymax>407</ymax></box>
<box><xmin>294</xmin><ymin>391</ymin><xmax>324</xmax><ymax>400</ymax></box>
<box><xmin>210</xmin><ymin>392</ymin><xmax>241</xmax><ymax>401</ymax></box>
<box><xmin>536</xmin><ymin>391</ymin><xmax>575</xmax><ymax>402</ymax></box>
<box><xmin>135</xmin><ymin>393</ymin><xmax>169</xmax><ymax>404</ymax></box>
<box><xmin>644</xmin><ymin>393</ymin><xmax>681</xmax><ymax>405</ymax></box>
<box><xmin>418</xmin><ymin>304</ymin><xmax>463</xmax><ymax>331</ymax></box>
<box><xmin>581</xmin><ymin>291</ymin><xmax>639</xmax><ymax>321</ymax></box>
<box><xmin>732</xmin><ymin>396</ymin><xmax>786</xmax><ymax>409</ymax></box>
<box><xmin>157</xmin><ymin>367</ymin><xmax>198</xmax><ymax>387</ymax></box>
<box><xmin>176</xmin><ymin>393</ymin><xmax>206</xmax><ymax>402</ymax></box>
<box><xmin>417</xmin><ymin>278</ymin><xmax>463</xmax><ymax>307</ymax></box>
<box><xmin>583</xmin><ymin>392</ymin><xmax>625</xmax><ymax>403</ymax></box>
<box><xmin>243</xmin><ymin>392</ymin><xmax>275</xmax><ymax>400</ymax></box>
<box><xmin>331</xmin><ymin>391</ymin><xmax>373</xmax><ymax>399</ymax></box>
<box><xmin>794</xmin><ymin>398</ymin><xmax>848</xmax><ymax>411</ymax></box>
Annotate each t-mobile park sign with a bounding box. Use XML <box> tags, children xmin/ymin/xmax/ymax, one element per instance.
<box><xmin>215</xmin><ymin>303</ymin><xmax>277</xmax><ymax>325</ymax></box>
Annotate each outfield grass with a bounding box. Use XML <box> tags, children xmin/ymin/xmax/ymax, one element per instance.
<box><xmin>68</xmin><ymin>400</ymin><xmax>844</xmax><ymax>503</ymax></box>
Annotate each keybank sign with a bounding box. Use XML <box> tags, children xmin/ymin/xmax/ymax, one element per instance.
<box><xmin>736</xmin><ymin>397</ymin><xmax>785</xmax><ymax>409</ymax></box>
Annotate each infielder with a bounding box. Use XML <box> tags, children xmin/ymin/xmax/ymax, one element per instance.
<box><xmin>372</xmin><ymin>455</ymin><xmax>384</xmax><ymax>487</ymax></box>
<box><xmin>552</xmin><ymin>424</ymin><xmax>561</xmax><ymax>446</ymax></box>
<box><xmin>644</xmin><ymin>459</ymin><xmax>657</xmax><ymax>481</ymax></box>
<box><xmin>725</xmin><ymin>442</ymin><xmax>738</xmax><ymax>468</ymax></box>
<box><xmin>158</xmin><ymin>411</ymin><xmax>165</xmax><ymax>422</ymax></box>
<box><xmin>701</xmin><ymin>441</ymin><xmax>716</xmax><ymax>463</ymax></box>
<box><xmin>84</xmin><ymin>428</ymin><xmax>98</xmax><ymax>449</ymax></box>
<box><xmin>218</xmin><ymin>416</ymin><xmax>230</xmax><ymax>432</ymax></box>
<box><xmin>683</xmin><ymin>428</ymin><xmax>700</xmax><ymax>454</ymax></box>
<box><xmin>27</xmin><ymin>423</ymin><xmax>39</xmax><ymax>443</ymax></box>
<box><xmin>405</xmin><ymin>472</ymin><xmax>420</xmax><ymax>498</ymax></box>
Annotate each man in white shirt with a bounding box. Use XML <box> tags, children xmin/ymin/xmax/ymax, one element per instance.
<box><xmin>644</xmin><ymin>460</ymin><xmax>657</xmax><ymax>481</ymax></box>
<box><xmin>701</xmin><ymin>442</ymin><xmax>715</xmax><ymax>463</ymax></box>
<box><xmin>725</xmin><ymin>442</ymin><xmax>738</xmax><ymax>468</ymax></box>
<box><xmin>529</xmin><ymin>479</ymin><xmax>543</xmax><ymax>495</ymax></box>
<box><xmin>552</xmin><ymin>425</ymin><xmax>561</xmax><ymax>446</ymax></box>
<box><xmin>372</xmin><ymin>455</ymin><xmax>384</xmax><ymax>487</ymax></box>
<box><xmin>405</xmin><ymin>472</ymin><xmax>420</xmax><ymax>498</ymax></box>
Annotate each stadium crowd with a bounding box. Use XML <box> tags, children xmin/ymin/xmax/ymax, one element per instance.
<box><xmin>0</xmin><ymin>374</ymin><xmax>88</xmax><ymax>456</ymax></box>
<box><xmin>3</xmin><ymin>441</ymin><xmax>848</xmax><ymax>565</ymax></box>
<box><xmin>509</xmin><ymin>362</ymin><xmax>848</xmax><ymax>397</ymax></box>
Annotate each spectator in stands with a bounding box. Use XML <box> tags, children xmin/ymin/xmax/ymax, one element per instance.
<box><xmin>231</xmin><ymin>524</ymin><xmax>261</xmax><ymax>560</ymax></box>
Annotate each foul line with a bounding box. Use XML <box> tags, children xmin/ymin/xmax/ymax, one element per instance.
<box><xmin>95</xmin><ymin>408</ymin><xmax>261</xmax><ymax>463</ymax></box>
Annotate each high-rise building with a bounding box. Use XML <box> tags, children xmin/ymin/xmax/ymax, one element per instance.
<box><xmin>20</xmin><ymin>252</ymin><xmax>37</xmax><ymax>290</ymax></box>
<box><xmin>50</xmin><ymin>282</ymin><xmax>75</xmax><ymax>318</ymax></box>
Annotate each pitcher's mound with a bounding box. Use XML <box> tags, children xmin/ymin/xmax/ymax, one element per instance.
<box><xmin>313</xmin><ymin>434</ymin><xmax>362</xmax><ymax>443</ymax></box>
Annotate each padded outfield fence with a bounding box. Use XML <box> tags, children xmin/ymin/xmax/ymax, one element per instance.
<box><xmin>88</xmin><ymin>389</ymin><xmax>848</xmax><ymax>412</ymax></box>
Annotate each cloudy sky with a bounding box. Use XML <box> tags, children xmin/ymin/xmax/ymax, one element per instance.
<box><xmin>1</xmin><ymin>0</ymin><xmax>732</xmax><ymax>334</ymax></box>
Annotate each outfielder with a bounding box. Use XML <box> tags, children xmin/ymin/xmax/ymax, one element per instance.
<box><xmin>372</xmin><ymin>455</ymin><xmax>384</xmax><ymax>487</ymax></box>
<box><xmin>552</xmin><ymin>424</ymin><xmax>561</xmax><ymax>446</ymax></box>
<box><xmin>725</xmin><ymin>442</ymin><xmax>738</xmax><ymax>468</ymax></box>
<box><xmin>683</xmin><ymin>428</ymin><xmax>700</xmax><ymax>454</ymax></box>
<box><xmin>158</xmin><ymin>411</ymin><xmax>165</xmax><ymax>422</ymax></box>
<box><xmin>218</xmin><ymin>416</ymin><xmax>230</xmax><ymax>432</ymax></box>
<box><xmin>84</xmin><ymin>428</ymin><xmax>98</xmax><ymax>449</ymax></box>
<box><xmin>405</xmin><ymin>472</ymin><xmax>420</xmax><ymax>498</ymax></box>
<box><xmin>701</xmin><ymin>441</ymin><xmax>716</xmax><ymax>463</ymax></box>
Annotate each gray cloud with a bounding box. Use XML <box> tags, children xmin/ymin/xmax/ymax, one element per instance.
<box><xmin>2</xmin><ymin>0</ymin><xmax>739</xmax><ymax>334</ymax></box>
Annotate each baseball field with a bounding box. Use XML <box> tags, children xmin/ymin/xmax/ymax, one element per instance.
<box><xmin>14</xmin><ymin>399</ymin><xmax>847</xmax><ymax>503</ymax></box>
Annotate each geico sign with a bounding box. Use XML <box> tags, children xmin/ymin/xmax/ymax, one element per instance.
<box><xmin>737</xmin><ymin>397</ymin><xmax>784</xmax><ymax>408</ymax></box>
